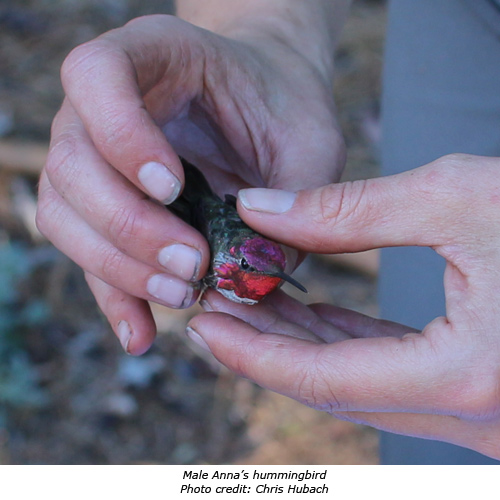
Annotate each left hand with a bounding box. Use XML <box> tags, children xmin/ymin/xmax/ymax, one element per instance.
<box><xmin>36</xmin><ymin>14</ymin><xmax>344</xmax><ymax>354</ymax></box>
<box><xmin>187</xmin><ymin>154</ymin><xmax>500</xmax><ymax>459</ymax></box>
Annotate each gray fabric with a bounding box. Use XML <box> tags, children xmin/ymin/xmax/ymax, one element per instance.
<box><xmin>466</xmin><ymin>0</ymin><xmax>500</xmax><ymax>37</ymax></box>
<box><xmin>379</xmin><ymin>0</ymin><xmax>500</xmax><ymax>464</ymax></box>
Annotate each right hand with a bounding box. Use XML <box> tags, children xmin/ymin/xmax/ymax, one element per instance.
<box><xmin>36</xmin><ymin>15</ymin><xmax>345</xmax><ymax>354</ymax></box>
<box><xmin>188</xmin><ymin>155</ymin><xmax>500</xmax><ymax>458</ymax></box>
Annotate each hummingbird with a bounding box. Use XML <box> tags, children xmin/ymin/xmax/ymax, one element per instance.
<box><xmin>169</xmin><ymin>158</ymin><xmax>307</xmax><ymax>305</ymax></box>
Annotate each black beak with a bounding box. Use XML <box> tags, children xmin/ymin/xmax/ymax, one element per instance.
<box><xmin>272</xmin><ymin>270</ymin><xmax>308</xmax><ymax>294</ymax></box>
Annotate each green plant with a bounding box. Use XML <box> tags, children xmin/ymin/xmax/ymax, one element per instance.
<box><xmin>0</xmin><ymin>242</ymin><xmax>50</xmax><ymax>419</ymax></box>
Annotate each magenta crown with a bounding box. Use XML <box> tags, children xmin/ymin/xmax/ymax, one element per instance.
<box><xmin>240</xmin><ymin>237</ymin><xmax>286</xmax><ymax>271</ymax></box>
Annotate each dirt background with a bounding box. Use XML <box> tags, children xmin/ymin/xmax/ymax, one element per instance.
<box><xmin>0</xmin><ymin>0</ymin><xmax>386</xmax><ymax>464</ymax></box>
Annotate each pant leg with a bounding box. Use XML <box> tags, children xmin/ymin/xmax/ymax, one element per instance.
<box><xmin>379</xmin><ymin>0</ymin><xmax>500</xmax><ymax>465</ymax></box>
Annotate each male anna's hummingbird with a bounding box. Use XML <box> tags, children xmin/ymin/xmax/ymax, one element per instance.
<box><xmin>170</xmin><ymin>158</ymin><xmax>307</xmax><ymax>305</ymax></box>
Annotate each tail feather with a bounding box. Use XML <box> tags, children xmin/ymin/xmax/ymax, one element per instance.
<box><xmin>168</xmin><ymin>158</ymin><xmax>214</xmax><ymax>225</ymax></box>
<box><xmin>180</xmin><ymin>158</ymin><xmax>214</xmax><ymax>201</ymax></box>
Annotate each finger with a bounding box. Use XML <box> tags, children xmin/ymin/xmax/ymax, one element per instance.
<box><xmin>43</xmin><ymin>103</ymin><xmax>210</xmax><ymax>281</ymax></box>
<box><xmin>308</xmin><ymin>303</ymin><xmax>418</xmax><ymax>339</ymax></box>
<box><xmin>37</xmin><ymin>176</ymin><xmax>199</xmax><ymax>309</ymax></box>
<box><xmin>188</xmin><ymin>312</ymin><xmax>476</xmax><ymax>415</ymax></box>
<box><xmin>188</xmin><ymin>312</ymin><xmax>327</xmax><ymax>401</ymax></box>
<box><xmin>237</xmin><ymin>155</ymin><xmax>492</xmax><ymax>254</ymax></box>
<box><xmin>260</xmin><ymin>290</ymin><xmax>352</xmax><ymax>342</ymax></box>
<box><xmin>200</xmin><ymin>289</ymin><xmax>327</xmax><ymax>343</ymax></box>
<box><xmin>85</xmin><ymin>272</ymin><xmax>156</xmax><ymax>356</ymax></box>
<box><xmin>189</xmin><ymin>312</ymin><xmax>500</xmax><ymax>459</ymax></box>
<box><xmin>60</xmin><ymin>17</ymin><xmax>200</xmax><ymax>203</ymax></box>
<box><xmin>267</xmin><ymin>110</ymin><xmax>346</xmax><ymax>191</ymax></box>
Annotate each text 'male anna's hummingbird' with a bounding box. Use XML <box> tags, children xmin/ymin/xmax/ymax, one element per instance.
<box><xmin>170</xmin><ymin>158</ymin><xmax>307</xmax><ymax>305</ymax></box>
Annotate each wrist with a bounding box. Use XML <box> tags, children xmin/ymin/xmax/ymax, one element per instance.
<box><xmin>176</xmin><ymin>0</ymin><xmax>350</xmax><ymax>83</ymax></box>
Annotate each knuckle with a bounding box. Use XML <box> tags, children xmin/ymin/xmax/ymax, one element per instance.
<box><xmin>315</xmin><ymin>184</ymin><xmax>342</xmax><ymax>226</ymax></box>
<box><xmin>418</xmin><ymin>154</ymin><xmax>479</xmax><ymax>212</ymax></box>
<box><xmin>35</xmin><ymin>186</ymin><xmax>62</xmax><ymax>238</ymax></box>
<box><xmin>36</xmin><ymin>171</ymin><xmax>75</xmax><ymax>241</ymax></box>
<box><xmin>61</xmin><ymin>42</ymin><xmax>96</xmax><ymax>87</ymax></box>
<box><xmin>34</xmin><ymin>203</ymin><xmax>49</xmax><ymax>238</ymax></box>
<box><xmin>61</xmin><ymin>38</ymin><xmax>143</xmax><ymax>150</ymax></box>
<box><xmin>296</xmin><ymin>351</ymin><xmax>343</xmax><ymax>413</ymax></box>
<box><xmin>61</xmin><ymin>39</ymin><xmax>113</xmax><ymax>88</ymax></box>
<box><xmin>44</xmin><ymin>133</ymin><xmax>81</xmax><ymax>198</ymax></box>
<box><xmin>424</xmin><ymin>154</ymin><xmax>473</xmax><ymax>192</ymax></box>
<box><xmin>106</xmin><ymin>203</ymin><xmax>145</xmax><ymax>251</ymax></box>
<box><xmin>96</xmin><ymin>108</ymin><xmax>143</xmax><ymax>151</ymax></box>
<box><xmin>306</xmin><ymin>180</ymin><xmax>369</xmax><ymax>252</ymax></box>
<box><xmin>123</xmin><ymin>15</ymin><xmax>159</xmax><ymax>30</ymax></box>
<box><xmin>98</xmin><ymin>243</ymin><xmax>128</xmax><ymax>283</ymax></box>
<box><xmin>435</xmin><ymin>152</ymin><xmax>473</xmax><ymax>168</ymax></box>
<box><xmin>61</xmin><ymin>36</ymin><xmax>155</xmax><ymax>155</ymax></box>
<box><xmin>316</xmin><ymin>180</ymin><xmax>368</xmax><ymax>227</ymax></box>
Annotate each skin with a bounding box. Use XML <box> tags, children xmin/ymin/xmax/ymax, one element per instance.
<box><xmin>37</xmin><ymin>0</ymin><xmax>500</xmax><ymax>456</ymax></box>
<box><xmin>188</xmin><ymin>154</ymin><xmax>500</xmax><ymax>459</ymax></box>
<box><xmin>36</xmin><ymin>0</ymin><xmax>349</xmax><ymax>355</ymax></box>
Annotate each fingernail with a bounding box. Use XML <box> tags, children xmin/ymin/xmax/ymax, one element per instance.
<box><xmin>186</xmin><ymin>326</ymin><xmax>211</xmax><ymax>352</ymax></box>
<box><xmin>138</xmin><ymin>161</ymin><xmax>181</xmax><ymax>205</ymax></box>
<box><xmin>239</xmin><ymin>188</ymin><xmax>296</xmax><ymax>214</ymax></box>
<box><xmin>158</xmin><ymin>244</ymin><xmax>201</xmax><ymax>281</ymax></box>
<box><xmin>117</xmin><ymin>320</ymin><xmax>132</xmax><ymax>354</ymax></box>
<box><xmin>147</xmin><ymin>274</ymin><xmax>195</xmax><ymax>308</ymax></box>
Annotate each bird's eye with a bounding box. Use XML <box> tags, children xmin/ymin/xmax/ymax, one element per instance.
<box><xmin>240</xmin><ymin>258</ymin><xmax>250</xmax><ymax>270</ymax></box>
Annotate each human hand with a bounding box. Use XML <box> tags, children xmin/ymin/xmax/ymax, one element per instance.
<box><xmin>36</xmin><ymin>14</ymin><xmax>344</xmax><ymax>355</ymax></box>
<box><xmin>188</xmin><ymin>154</ymin><xmax>500</xmax><ymax>458</ymax></box>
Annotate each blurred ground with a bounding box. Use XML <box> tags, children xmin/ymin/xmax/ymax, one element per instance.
<box><xmin>0</xmin><ymin>0</ymin><xmax>386</xmax><ymax>464</ymax></box>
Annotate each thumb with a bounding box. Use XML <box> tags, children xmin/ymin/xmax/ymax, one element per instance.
<box><xmin>237</xmin><ymin>156</ymin><xmax>477</xmax><ymax>254</ymax></box>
